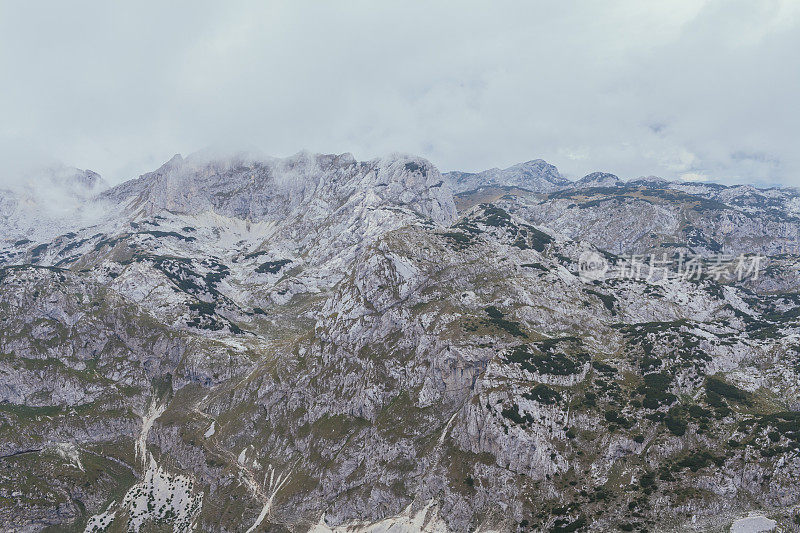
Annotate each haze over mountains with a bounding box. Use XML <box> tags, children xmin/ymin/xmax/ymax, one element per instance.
<box><xmin>4</xmin><ymin>151</ymin><xmax>798</xmax><ymax>242</ymax></box>
<box><xmin>1</xmin><ymin>152</ymin><xmax>799</xmax><ymax>532</ymax></box>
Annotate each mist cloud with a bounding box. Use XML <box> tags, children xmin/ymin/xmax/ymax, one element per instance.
<box><xmin>0</xmin><ymin>1</ymin><xmax>798</xmax><ymax>187</ymax></box>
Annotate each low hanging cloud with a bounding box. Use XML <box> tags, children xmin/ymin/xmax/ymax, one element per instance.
<box><xmin>0</xmin><ymin>0</ymin><xmax>798</xmax><ymax>187</ymax></box>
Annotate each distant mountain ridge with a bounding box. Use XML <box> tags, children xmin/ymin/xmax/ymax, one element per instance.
<box><xmin>444</xmin><ymin>157</ymin><xmax>798</xmax><ymax>197</ymax></box>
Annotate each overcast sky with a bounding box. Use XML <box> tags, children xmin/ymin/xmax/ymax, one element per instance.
<box><xmin>1</xmin><ymin>1</ymin><xmax>799</xmax><ymax>186</ymax></box>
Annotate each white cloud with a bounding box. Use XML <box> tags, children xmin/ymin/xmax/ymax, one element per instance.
<box><xmin>0</xmin><ymin>0</ymin><xmax>797</xmax><ymax>187</ymax></box>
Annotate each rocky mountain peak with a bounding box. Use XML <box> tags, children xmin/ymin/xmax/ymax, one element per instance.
<box><xmin>628</xmin><ymin>175</ymin><xmax>668</xmax><ymax>187</ymax></box>
<box><xmin>99</xmin><ymin>151</ymin><xmax>457</xmax><ymax>226</ymax></box>
<box><xmin>505</xmin><ymin>159</ymin><xmax>568</xmax><ymax>184</ymax></box>
<box><xmin>165</xmin><ymin>153</ymin><xmax>184</xmax><ymax>166</ymax></box>
<box><xmin>575</xmin><ymin>171</ymin><xmax>620</xmax><ymax>188</ymax></box>
<box><xmin>443</xmin><ymin>158</ymin><xmax>568</xmax><ymax>193</ymax></box>
<box><xmin>60</xmin><ymin>168</ymin><xmax>108</xmax><ymax>192</ymax></box>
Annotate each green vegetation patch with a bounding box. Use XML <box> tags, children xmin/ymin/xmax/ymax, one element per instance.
<box><xmin>618</xmin><ymin>320</ymin><xmax>711</xmax><ymax>375</ymax></box>
<box><xmin>604</xmin><ymin>409</ymin><xmax>633</xmax><ymax>429</ymax></box>
<box><xmin>501</xmin><ymin>403</ymin><xmax>534</xmax><ymax>427</ymax></box>
<box><xmin>138</xmin><ymin>230</ymin><xmax>196</xmax><ymax>242</ymax></box>
<box><xmin>584</xmin><ymin>289</ymin><xmax>617</xmax><ymax>315</ymax></box>
<box><xmin>740</xmin><ymin>411</ymin><xmax>800</xmax><ymax>444</ymax></box>
<box><xmin>0</xmin><ymin>402</ymin><xmax>62</xmax><ymax>418</ymax></box>
<box><xmin>505</xmin><ymin>338</ymin><xmax>588</xmax><ymax>375</ymax></box>
<box><xmin>311</xmin><ymin>414</ymin><xmax>368</xmax><ymax>441</ymax></box>
<box><xmin>524</xmin><ymin>384</ymin><xmax>562</xmax><ymax>405</ymax></box>
<box><xmin>705</xmin><ymin>376</ymin><xmax>751</xmax><ymax>417</ymax></box>
<box><xmin>550</xmin><ymin>515</ymin><xmax>588</xmax><ymax>533</ymax></box>
<box><xmin>441</xmin><ymin>231</ymin><xmax>476</xmax><ymax>250</ymax></box>
<box><xmin>187</xmin><ymin>301</ymin><xmax>242</xmax><ymax>334</ymax></box>
<box><xmin>639</xmin><ymin>372</ymin><xmax>677</xmax><ymax>410</ymax></box>
<box><xmin>664</xmin><ymin>406</ymin><xmax>688</xmax><ymax>436</ymax></box>
<box><xmin>255</xmin><ymin>259</ymin><xmax>292</xmax><ymax>274</ymax></box>
<box><xmin>673</xmin><ymin>450</ymin><xmax>725</xmax><ymax>472</ymax></box>
<box><xmin>482</xmin><ymin>306</ymin><xmax>527</xmax><ymax>337</ymax></box>
<box><xmin>477</xmin><ymin>205</ymin><xmax>514</xmax><ymax>228</ymax></box>
<box><xmin>521</xmin><ymin>262</ymin><xmax>548</xmax><ymax>271</ymax></box>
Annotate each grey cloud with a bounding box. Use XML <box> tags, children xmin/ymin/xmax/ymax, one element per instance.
<box><xmin>730</xmin><ymin>151</ymin><xmax>780</xmax><ymax>165</ymax></box>
<box><xmin>647</xmin><ymin>123</ymin><xmax>667</xmax><ymax>135</ymax></box>
<box><xmin>0</xmin><ymin>0</ymin><xmax>798</xmax><ymax>187</ymax></box>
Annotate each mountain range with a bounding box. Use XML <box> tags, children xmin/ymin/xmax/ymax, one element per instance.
<box><xmin>1</xmin><ymin>152</ymin><xmax>799</xmax><ymax>532</ymax></box>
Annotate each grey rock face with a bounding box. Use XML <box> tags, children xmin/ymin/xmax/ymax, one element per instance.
<box><xmin>1</xmin><ymin>153</ymin><xmax>799</xmax><ymax>532</ymax></box>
